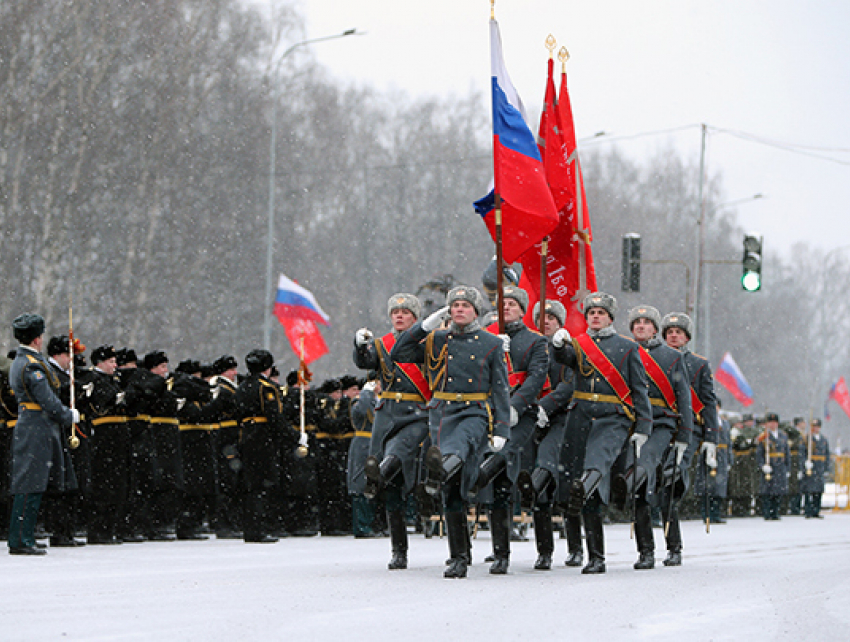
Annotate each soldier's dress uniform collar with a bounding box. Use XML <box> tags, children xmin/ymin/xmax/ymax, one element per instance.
<box><xmin>448</xmin><ymin>320</ymin><xmax>482</xmax><ymax>335</ymax></box>
<box><xmin>587</xmin><ymin>325</ymin><xmax>617</xmax><ymax>339</ymax></box>
<box><xmin>639</xmin><ymin>336</ymin><xmax>662</xmax><ymax>349</ymax></box>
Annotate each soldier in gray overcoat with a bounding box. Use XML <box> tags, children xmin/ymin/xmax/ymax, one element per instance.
<box><xmin>391</xmin><ymin>285</ymin><xmax>510</xmax><ymax>579</ymax></box>
<box><xmin>694</xmin><ymin>401</ymin><xmax>732</xmax><ymax>523</ymax></box>
<box><xmin>347</xmin><ymin>375</ymin><xmax>381</xmax><ymax>537</ymax></box>
<box><xmin>7</xmin><ymin>314</ymin><xmax>78</xmax><ymax>555</ymax></box>
<box><xmin>551</xmin><ymin>293</ymin><xmax>653</xmax><ymax>574</ymax></box>
<box><xmin>800</xmin><ymin>418</ymin><xmax>830</xmax><ymax>518</ymax></box>
<box><xmin>353</xmin><ymin>292</ymin><xmax>430</xmax><ymax>570</ymax></box>
<box><xmin>755</xmin><ymin>411</ymin><xmax>791</xmax><ymax>520</ymax></box>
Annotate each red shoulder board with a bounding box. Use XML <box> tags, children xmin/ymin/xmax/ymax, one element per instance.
<box><xmin>379</xmin><ymin>333</ymin><xmax>432</xmax><ymax>401</ymax></box>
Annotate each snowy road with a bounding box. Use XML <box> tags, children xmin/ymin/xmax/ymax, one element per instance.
<box><xmin>3</xmin><ymin>514</ymin><xmax>849</xmax><ymax>641</ymax></box>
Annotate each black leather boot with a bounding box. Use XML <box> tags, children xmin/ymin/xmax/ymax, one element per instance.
<box><xmin>489</xmin><ymin>507</ymin><xmax>511</xmax><ymax>575</ymax></box>
<box><xmin>533</xmin><ymin>506</ymin><xmax>554</xmax><ymax>570</ymax></box>
<box><xmin>564</xmin><ymin>513</ymin><xmax>584</xmax><ymax>567</ymax></box>
<box><xmin>568</xmin><ymin>470</ymin><xmax>603</xmax><ymax>517</ymax></box>
<box><xmin>424</xmin><ymin>448</ymin><xmax>463</xmax><ymax>497</ymax></box>
<box><xmin>581</xmin><ymin>512</ymin><xmax>606</xmax><ymax>574</ymax></box>
<box><xmin>663</xmin><ymin>504</ymin><xmax>682</xmax><ymax>566</ymax></box>
<box><xmin>363</xmin><ymin>456</ymin><xmax>382</xmax><ymax>500</ymax></box>
<box><xmin>470</xmin><ymin>453</ymin><xmax>506</xmax><ymax>497</ymax></box>
<box><xmin>444</xmin><ymin>511</ymin><xmax>470</xmax><ymax>579</ymax></box>
<box><xmin>633</xmin><ymin>502</ymin><xmax>655</xmax><ymax>570</ymax></box>
<box><xmin>612</xmin><ymin>465</ymin><xmax>647</xmax><ymax>512</ymax></box>
<box><xmin>519</xmin><ymin>468</ymin><xmax>552</xmax><ymax>510</ymax></box>
<box><xmin>387</xmin><ymin>509</ymin><xmax>408</xmax><ymax>570</ymax></box>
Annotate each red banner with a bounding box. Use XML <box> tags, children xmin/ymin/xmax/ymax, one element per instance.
<box><xmin>828</xmin><ymin>376</ymin><xmax>850</xmax><ymax>421</ymax></box>
<box><xmin>279</xmin><ymin>316</ymin><xmax>328</xmax><ymax>365</ymax></box>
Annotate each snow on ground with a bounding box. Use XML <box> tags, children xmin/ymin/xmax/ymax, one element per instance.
<box><xmin>3</xmin><ymin>513</ymin><xmax>849</xmax><ymax>641</ymax></box>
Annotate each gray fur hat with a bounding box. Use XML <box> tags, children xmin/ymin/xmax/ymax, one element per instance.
<box><xmin>582</xmin><ymin>292</ymin><xmax>617</xmax><ymax>320</ymax></box>
<box><xmin>447</xmin><ymin>285</ymin><xmax>483</xmax><ymax>315</ymax></box>
<box><xmin>628</xmin><ymin>305</ymin><xmax>662</xmax><ymax>332</ymax></box>
<box><xmin>502</xmin><ymin>285</ymin><xmax>529</xmax><ymax>313</ymax></box>
<box><xmin>387</xmin><ymin>293</ymin><xmax>421</xmax><ymax>320</ymax></box>
<box><xmin>532</xmin><ymin>300</ymin><xmax>567</xmax><ymax>327</ymax></box>
<box><xmin>661</xmin><ymin>312</ymin><xmax>693</xmax><ymax>340</ymax></box>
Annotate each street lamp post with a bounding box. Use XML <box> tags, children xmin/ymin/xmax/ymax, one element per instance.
<box><xmin>263</xmin><ymin>29</ymin><xmax>360</xmax><ymax>350</ymax></box>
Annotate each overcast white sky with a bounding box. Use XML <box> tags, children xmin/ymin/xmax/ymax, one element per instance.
<box><xmin>269</xmin><ymin>0</ymin><xmax>850</xmax><ymax>258</ymax></box>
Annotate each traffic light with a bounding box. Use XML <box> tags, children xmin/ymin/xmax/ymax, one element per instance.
<box><xmin>742</xmin><ymin>234</ymin><xmax>762</xmax><ymax>292</ymax></box>
<box><xmin>622</xmin><ymin>233</ymin><xmax>641</xmax><ymax>292</ymax></box>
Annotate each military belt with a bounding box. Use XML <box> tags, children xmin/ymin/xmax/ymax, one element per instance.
<box><xmin>768</xmin><ymin>452</ymin><xmax>786</xmax><ymax>459</ymax></box>
<box><xmin>314</xmin><ymin>432</ymin><xmax>355</xmax><ymax>440</ymax></box>
<box><xmin>573</xmin><ymin>391</ymin><xmax>623</xmax><ymax>405</ymax></box>
<box><xmin>242</xmin><ymin>416</ymin><xmax>268</xmax><ymax>424</ymax></box>
<box><xmin>150</xmin><ymin>417</ymin><xmax>179</xmax><ymax>426</ymax></box>
<box><xmin>355</xmin><ymin>431</ymin><xmax>371</xmax><ymax>438</ymax></box>
<box><xmin>7</xmin><ymin>419</ymin><xmax>17</xmax><ymax>428</ymax></box>
<box><xmin>132</xmin><ymin>414</ymin><xmax>151</xmax><ymax>422</ymax></box>
<box><xmin>19</xmin><ymin>402</ymin><xmax>41</xmax><ymax>411</ymax></box>
<box><xmin>219</xmin><ymin>420</ymin><xmax>238</xmax><ymax>428</ymax></box>
<box><xmin>649</xmin><ymin>398</ymin><xmax>670</xmax><ymax>408</ymax></box>
<box><xmin>179</xmin><ymin>424</ymin><xmax>218</xmax><ymax>432</ymax></box>
<box><xmin>380</xmin><ymin>392</ymin><xmax>425</xmax><ymax>403</ymax></box>
<box><xmin>717</xmin><ymin>444</ymin><xmax>728</xmax><ymax>449</ymax></box>
<box><xmin>810</xmin><ymin>455</ymin><xmax>826</xmax><ymax>461</ymax></box>
<box><xmin>91</xmin><ymin>416</ymin><xmax>128</xmax><ymax>426</ymax></box>
<box><xmin>433</xmin><ymin>391</ymin><xmax>490</xmax><ymax>403</ymax></box>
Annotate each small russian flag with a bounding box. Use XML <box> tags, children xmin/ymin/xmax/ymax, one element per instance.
<box><xmin>273</xmin><ymin>274</ymin><xmax>330</xmax><ymax>326</ymax></box>
<box><xmin>715</xmin><ymin>352</ymin><xmax>753</xmax><ymax>407</ymax></box>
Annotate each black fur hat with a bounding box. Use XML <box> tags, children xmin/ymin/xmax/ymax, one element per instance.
<box><xmin>91</xmin><ymin>345</ymin><xmax>117</xmax><ymax>365</ymax></box>
<box><xmin>12</xmin><ymin>313</ymin><xmax>45</xmax><ymax>345</ymax></box>
<box><xmin>245</xmin><ymin>349</ymin><xmax>274</xmax><ymax>375</ymax></box>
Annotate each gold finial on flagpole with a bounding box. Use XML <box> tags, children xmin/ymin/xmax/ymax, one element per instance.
<box><xmin>558</xmin><ymin>46</ymin><xmax>570</xmax><ymax>72</ymax></box>
<box><xmin>545</xmin><ymin>35</ymin><xmax>556</xmax><ymax>58</ymax></box>
<box><xmin>491</xmin><ymin>0</ymin><xmax>495</xmax><ymax>19</ymax></box>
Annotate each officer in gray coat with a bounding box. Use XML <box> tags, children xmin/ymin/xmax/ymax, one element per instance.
<box><xmin>353</xmin><ymin>293</ymin><xmax>430</xmax><ymax>570</ymax></box>
<box><xmin>7</xmin><ymin>314</ymin><xmax>79</xmax><ymax>555</ymax></box>
<box><xmin>347</xmin><ymin>374</ymin><xmax>381</xmax><ymax>537</ymax></box>
<box><xmin>619</xmin><ymin>305</ymin><xmax>693</xmax><ymax>571</ymax></box>
<box><xmin>695</xmin><ymin>400</ymin><xmax>731</xmax><ymax>524</ymax></box>
<box><xmin>391</xmin><ymin>285</ymin><xmax>510</xmax><ymax>579</ymax></box>
<box><xmin>468</xmin><ymin>285</ymin><xmax>549</xmax><ymax>575</ymax></box>
<box><xmin>516</xmin><ymin>300</ymin><xmax>575</xmax><ymax>571</ymax></box>
<box><xmin>800</xmin><ymin>418</ymin><xmax>830</xmax><ymax>518</ymax></box>
<box><xmin>756</xmin><ymin>411</ymin><xmax>791</xmax><ymax>520</ymax></box>
<box><xmin>551</xmin><ymin>292</ymin><xmax>653</xmax><ymax>574</ymax></box>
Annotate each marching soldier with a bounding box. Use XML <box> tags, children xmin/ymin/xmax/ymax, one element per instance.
<box><xmin>471</xmin><ymin>285</ymin><xmax>549</xmax><ymax>575</ymax></box>
<box><xmin>209</xmin><ymin>355</ymin><xmax>241</xmax><ymax>538</ymax></box>
<box><xmin>516</xmin><ymin>300</ymin><xmax>575</xmax><ymax>571</ymax></box>
<box><xmin>800</xmin><ymin>418</ymin><xmax>830</xmax><ymax>519</ymax></box>
<box><xmin>353</xmin><ymin>293</ymin><xmax>430</xmax><ymax>570</ymax></box>
<box><xmin>7</xmin><ymin>314</ymin><xmax>79</xmax><ymax>555</ymax></box>
<box><xmin>314</xmin><ymin>378</ymin><xmax>354</xmax><ymax>536</ymax></box>
<box><xmin>348</xmin><ymin>374</ymin><xmax>381</xmax><ymax>538</ymax></box>
<box><xmin>618</xmin><ymin>306</ymin><xmax>693</xmax><ymax>570</ymax></box>
<box><xmin>695</xmin><ymin>400</ymin><xmax>732</xmax><ymax>524</ymax></box>
<box><xmin>550</xmin><ymin>292</ymin><xmax>653</xmax><ymax>574</ymax></box>
<box><xmin>756</xmin><ymin>411</ymin><xmax>790</xmax><ymax>520</ymax></box>
<box><xmin>391</xmin><ymin>285</ymin><xmax>510</xmax><ymax>579</ymax></box>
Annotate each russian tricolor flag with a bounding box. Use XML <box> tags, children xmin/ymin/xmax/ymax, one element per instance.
<box><xmin>715</xmin><ymin>352</ymin><xmax>753</xmax><ymax>407</ymax></box>
<box><xmin>475</xmin><ymin>19</ymin><xmax>558</xmax><ymax>264</ymax></box>
<box><xmin>273</xmin><ymin>274</ymin><xmax>330</xmax><ymax>326</ymax></box>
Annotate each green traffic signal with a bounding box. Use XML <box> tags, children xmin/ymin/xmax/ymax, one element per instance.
<box><xmin>742</xmin><ymin>271</ymin><xmax>761</xmax><ymax>292</ymax></box>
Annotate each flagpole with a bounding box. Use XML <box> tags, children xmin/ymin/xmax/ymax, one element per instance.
<box><xmin>492</xmin><ymin>2</ymin><xmax>504</xmax><ymax>334</ymax></box>
<box><xmin>296</xmin><ymin>335</ymin><xmax>309</xmax><ymax>458</ymax></box>
<box><xmin>538</xmin><ymin>238</ymin><xmax>548</xmax><ymax>331</ymax></box>
<box><xmin>806</xmin><ymin>408</ymin><xmax>813</xmax><ymax>477</ymax></box>
<box><xmin>68</xmin><ymin>296</ymin><xmax>80</xmax><ymax>450</ymax></box>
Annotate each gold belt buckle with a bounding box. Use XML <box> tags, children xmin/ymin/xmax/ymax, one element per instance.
<box><xmin>455</xmin><ymin>393</ymin><xmax>464</xmax><ymax>402</ymax></box>
<box><xmin>591</xmin><ymin>393</ymin><xmax>599</xmax><ymax>402</ymax></box>
<box><xmin>395</xmin><ymin>392</ymin><xmax>403</xmax><ymax>402</ymax></box>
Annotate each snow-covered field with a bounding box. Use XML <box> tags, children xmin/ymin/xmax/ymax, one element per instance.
<box><xmin>3</xmin><ymin>513</ymin><xmax>849</xmax><ymax>641</ymax></box>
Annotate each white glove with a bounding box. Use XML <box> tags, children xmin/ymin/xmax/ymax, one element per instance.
<box><xmin>630</xmin><ymin>432</ymin><xmax>649</xmax><ymax>459</ymax></box>
<box><xmin>82</xmin><ymin>382</ymin><xmax>94</xmax><ymax>397</ymax></box>
<box><xmin>355</xmin><ymin>327</ymin><xmax>373</xmax><ymax>347</ymax></box>
<box><xmin>701</xmin><ymin>442</ymin><xmax>717</xmax><ymax>469</ymax></box>
<box><xmin>70</xmin><ymin>408</ymin><xmax>81</xmax><ymax>424</ymax></box>
<box><xmin>805</xmin><ymin>460</ymin><xmax>813</xmax><ymax>471</ymax></box>
<box><xmin>177</xmin><ymin>398</ymin><xmax>186</xmax><ymax>411</ymax></box>
<box><xmin>362</xmin><ymin>381</ymin><xmax>377</xmax><ymax>393</ymax></box>
<box><xmin>798</xmin><ymin>471</ymin><xmax>803</xmax><ymax>480</ymax></box>
<box><xmin>212</xmin><ymin>386</ymin><xmax>221</xmax><ymax>400</ymax></box>
<box><xmin>536</xmin><ymin>406</ymin><xmax>549</xmax><ymax>428</ymax></box>
<box><xmin>509</xmin><ymin>407</ymin><xmax>518</xmax><ymax>427</ymax></box>
<box><xmin>762</xmin><ymin>464</ymin><xmax>772</xmax><ymax>475</ymax></box>
<box><xmin>491</xmin><ymin>436</ymin><xmax>507</xmax><ymax>452</ymax></box>
<box><xmin>673</xmin><ymin>441</ymin><xmax>689</xmax><ymax>466</ymax></box>
<box><xmin>498</xmin><ymin>333</ymin><xmax>511</xmax><ymax>353</ymax></box>
<box><xmin>115</xmin><ymin>391</ymin><xmax>126</xmax><ymax>405</ymax></box>
<box><xmin>299</xmin><ymin>431</ymin><xmax>309</xmax><ymax>447</ymax></box>
<box><xmin>730</xmin><ymin>427</ymin><xmax>740</xmax><ymax>439</ymax></box>
<box><xmin>552</xmin><ymin>328</ymin><xmax>571</xmax><ymax>348</ymax></box>
<box><xmin>422</xmin><ymin>306</ymin><xmax>450</xmax><ymax>332</ymax></box>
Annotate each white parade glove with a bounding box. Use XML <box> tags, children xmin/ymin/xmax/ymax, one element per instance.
<box><xmin>355</xmin><ymin>327</ymin><xmax>373</xmax><ymax>347</ymax></box>
<box><xmin>536</xmin><ymin>406</ymin><xmax>549</xmax><ymax>428</ymax></box>
<box><xmin>177</xmin><ymin>398</ymin><xmax>186</xmax><ymax>411</ymax></box>
<box><xmin>212</xmin><ymin>386</ymin><xmax>221</xmax><ymax>400</ymax></box>
<box><xmin>498</xmin><ymin>333</ymin><xmax>511</xmax><ymax>353</ymax></box>
<box><xmin>762</xmin><ymin>464</ymin><xmax>772</xmax><ymax>475</ymax></box>
<box><xmin>509</xmin><ymin>407</ymin><xmax>518</xmax><ymax>427</ymax></box>
<box><xmin>552</xmin><ymin>328</ymin><xmax>571</xmax><ymax>348</ymax></box>
<box><xmin>82</xmin><ymin>382</ymin><xmax>94</xmax><ymax>397</ymax></box>
<box><xmin>673</xmin><ymin>441</ymin><xmax>689</xmax><ymax>466</ymax></box>
<box><xmin>491</xmin><ymin>436</ymin><xmax>507</xmax><ymax>452</ymax></box>
<box><xmin>730</xmin><ymin>427</ymin><xmax>740</xmax><ymax>439</ymax></box>
<box><xmin>701</xmin><ymin>442</ymin><xmax>717</xmax><ymax>469</ymax></box>
<box><xmin>115</xmin><ymin>391</ymin><xmax>126</xmax><ymax>405</ymax></box>
<box><xmin>362</xmin><ymin>381</ymin><xmax>377</xmax><ymax>393</ymax></box>
<box><xmin>299</xmin><ymin>431</ymin><xmax>309</xmax><ymax>447</ymax></box>
<box><xmin>630</xmin><ymin>432</ymin><xmax>649</xmax><ymax>459</ymax></box>
<box><xmin>71</xmin><ymin>408</ymin><xmax>81</xmax><ymax>424</ymax></box>
<box><xmin>798</xmin><ymin>471</ymin><xmax>803</xmax><ymax>480</ymax></box>
<box><xmin>805</xmin><ymin>460</ymin><xmax>813</xmax><ymax>472</ymax></box>
<box><xmin>422</xmin><ymin>306</ymin><xmax>450</xmax><ymax>332</ymax></box>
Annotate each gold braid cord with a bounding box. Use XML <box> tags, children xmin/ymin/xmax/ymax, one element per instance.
<box><xmin>573</xmin><ymin>338</ymin><xmax>595</xmax><ymax>378</ymax></box>
<box><xmin>374</xmin><ymin>340</ymin><xmax>395</xmax><ymax>388</ymax></box>
<box><xmin>425</xmin><ymin>332</ymin><xmax>448</xmax><ymax>391</ymax></box>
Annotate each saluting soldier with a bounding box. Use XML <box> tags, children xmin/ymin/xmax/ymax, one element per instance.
<box><xmin>7</xmin><ymin>314</ymin><xmax>79</xmax><ymax>555</ymax></box>
<box><xmin>391</xmin><ymin>285</ymin><xmax>510</xmax><ymax>579</ymax></box>
<box><xmin>516</xmin><ymin>300</ymin><xmax>575</xmax><ymax>571</ymax></box>
<box><xmin>800</xmin><ymin>418</ymin><xmax>830</xmax><ymax>519</ymax></box>
<box><xmin>550</xmin><ymin>293</ymin><xmax>653</xmax><ymax>574</ymax></box>
<box><xmin>470</xmin><ymin>285</ymin><xmax>549</xmax><ymax>575</ymax></box>
<box><xmin>619</xmin><ymin>306</ymin><xmax>693</xmax><ymax>570</ymax></box>
<box><xmin>354</xmin><ymin>293</ymin><xmax>430</xmax><ymax>570</ymax></box>
<box><xmin>659</xmin><ymin>312</ymin><xmax>718</xmax><ymax>566</ymax></box>
<box><xmin>756</xmin><ymin>411</ymin><xmax>791</xmax><ymax>520</ymax></box>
